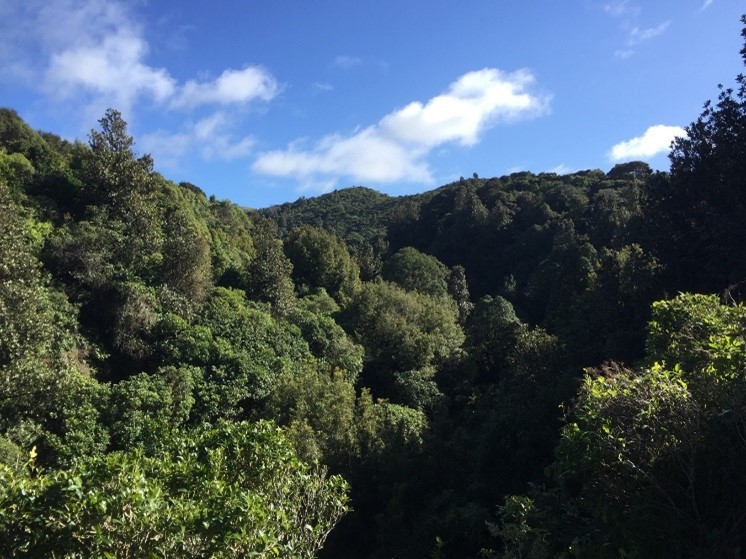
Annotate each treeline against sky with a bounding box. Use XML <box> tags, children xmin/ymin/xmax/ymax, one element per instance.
<box><xmin>1</xmin><ymin>16</ymin><xmax>746</xmax><ymax>559</ymax></box>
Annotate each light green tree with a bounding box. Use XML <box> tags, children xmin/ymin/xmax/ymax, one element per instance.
<box><xmin>0</xmin><ymin>421</ymin><xmax>349</xmax><ymax>558</ymax></box>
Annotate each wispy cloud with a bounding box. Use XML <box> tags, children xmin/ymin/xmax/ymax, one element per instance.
<box><xmin>312</xmin><ymin>82</ymin><xmax>334</xmax><ymax>93</ymax></box>
<box><xmin>603</xmin><ymin>1</ymin><xmax>670</xmax><ymax>59</ymax></box>
<box><xmin>628</xmin><ymin>21</ymin><xmax>670</xmax><ymax>45</ymax></box>
<box><xmin>608</xmin><ymin>124</ymin><xmax>686</xmax><ymax>161</ymax></box>
<box><xmin>254</xmin><ymin>68</ymin><xmax>550</xmax><ymax>190</ymax></box>
<box><xmin>700</xmin><ymin>0</ymin><xmax>714</xmax><ymax>12</ymax></box>
<box><xmin>139</xmin><ymin>111</ymin><xmax>256</xmax><ymax>168</ymax></box>
<box><xmin>604</xmin><ymin>1</ymin><xmax>640</xmax><ymax>19</ymax></box>
<box><xmin>548</xmin><ymin>164</ymin><xmax>572</xmax><ymax>175</ymax></box>
<box><xmin>332</xmin><ymin>55</ymin><xmax>361</xmax><ymax>69</ymax></box>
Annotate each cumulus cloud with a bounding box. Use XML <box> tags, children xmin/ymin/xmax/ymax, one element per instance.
<box><xmin>608</xmin><ymin>124</ymin><xmax>686</xmax><ymax>161</ymax></box>
<box><xmin>1</xmin><ymin>0</ymin><xmax>279</xmax><ymax>114</ymax></box>
<box><xmin>46</xmin><ymin>27</ymin><xmax>176</xmax><ymax>110</ymax></box>
<box><xmin>254</xmin><ymin>68</ymin><xmax>549</xmax><ymax>187</ymax></box>
<box><xmin>380</xmin><ymin>69</ymin><xmax>545</xmax><ymax>148</ymax></box>
<box><xmin>171</xmin><ymin>66</ymin><xmax>279</xmax><ymax>109</ymax></box>
<box><xmin>254</xmin><ymin>128</ymin><xmax>433</xmax><ymax>184</ymax></box>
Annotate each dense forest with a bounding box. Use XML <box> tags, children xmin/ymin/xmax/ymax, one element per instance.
<box><xmin>1</xmin><ymin>16</ymin><xmax>745</xmax><ymax>559</ymax></box>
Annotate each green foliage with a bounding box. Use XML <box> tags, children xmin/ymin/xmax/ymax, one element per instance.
<box><xmin>263</xmin><ymin>365</ymin><xmax>360</xmax><ymax>469</ymax></box>
<box><xmin>644</xmin><ymin>17</ymin><xmax>746</xmax><ymax>295</ymax></box>
<box><xmin>0</xmin><ymin>151</ymin><xmax>34</xmax><ymax>193</ymax></box>
<box><xmin>464</xmin><ymin>295</ymin><xmax>522</xmax><ymax>379</ymax></box>
<box><xmin>0</xmin><ymin>436</ymin><xmax>25</xmax><ymax>474</ymax></box>
<box><xmin>0</xmin><ymin>182</ymin><xmax>56</xmax><ymax>373</ymax></box>
<box><xmin>0</xmin><ymin>181</ymin><xmax>99</xmax><ymax>462</ymax></box>
<box><xmin>265</xmin><ymin>363</ymin><xmax>428</xmax><ymax>473</ymax></box>
<box><xmin>263</xmin><ymin>186</ymin><xmax>395</xmax><ymax>243</ymax></box>
<box><xmin>160</xmin><ymin>206</ymin><xmax>212</xmax><ymax>309</ymax></box>
<box><xmin>554</xmin><ymin>363</ymin><xmax>697</xmax><ymax>557</ymax></box>
<box><xmin>42</xmin><ymin>216</ymin><xmax>119</xmax><ymax>290</ymax></box>
<box><xmin>5</xmin><ymin>40</ymin><xmax>746</xmax><ymax>557</ymax></box>
<box><xmin>525</xmin><ymin>218</ymin><xmax>599</xmax><ymax>329</ymax></box>
<box><xmin>605</xmin><ymin>161</ymin><xmax>652</xmax><ymax>182</ymax></box>
<box><xmin>447</xmin><ymin>264</ymin><xmax>474</xmax><ymax>324</ymax></box>
<box><xmin>38</xmin><ymin>374</ymin><xmax>110</xmax><ymax>467</ymax></box>
<box><xmin>647</xmin><ymin>293</ymin><xmax>746</xmax><ymax>376</ymax></box>
<box><xmin>107</xmin><ymin>366</ymin><xmax>195</xmax><ymax>451</ymax></box>
<box><xmin>392</xmin><ymin>368</ymin><xmax>444</xmax><ymax>412</ymax></box>
<box><xmin>0</xmin><ymin>108</ymin><xmax>58</xmax><ymax>172</ymax></box>
<box><xmin>157</xmin><ymin>287</ymin><xmax>312</xmax><ymax>420</ymax></box>
<box><xmin>491</xmin><ymin>495</ymin><xmax>552</xmax><ymax>559</ymax></box>
<box><xmin>0</xmin><ymin>421</ymin><xmax>349</xmax><ymax>558</ymax></box>
<box><xmin>500</xmin><ymin>294</ymin><xmax>746</xmax><ymax>558</ymax></box>
<box><xmin>382</xmin><ymin>246</ymin><xmax>450</xmax><ymax>299</ymax></box>
<box><xmin>284</xmin><ymin>225</ymin><xmax>361</xmax><ymax>305</ymax></box>
<box><xmin>562</xmin><ymin>243</ymin><xmax>662</xmax><ymax>364</ymax></box>
<box><xmin>82</xmin><ymin>109</ymin><xmax>163</xmax><ymax>279</ymax></box>
<box><xmin>245</xmin><ymin>217</ymin><xmax>296</xmax><ymax>314</ymax></box>
<box><xmin>111</xmin><ymin>281</ymin><xmax>159</xmax><ymax>362</ymax></box>
<box><xmin>288</xmin><ymin>301</ymin><xmax>364</xmax><ymax>381</ymax></box>
<box><xmin>342</xmin><ymin>280</ymin><xmax>464</xmax><ymax>395</ymax></box>
<box><xmin>208</xmin><ymin>200</ymin><xmax>256</xmax><ymax>287</ymax></box>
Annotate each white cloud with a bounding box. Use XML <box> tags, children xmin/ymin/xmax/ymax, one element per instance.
<box><xmin>700</xmin><ymin>0</ymin><xmax>714</xmax><ymax>11</ymax></box>
<box><xmin>297</xmin><ymin>178</ymin><xmax>339</xmax><ymax>195</ymax></box>
<box><xmin>548</xmin><ymin>164</ymin><xmax>572</xmax><ymax>175</ymax></box>
<box><xmin>254</xmin><ymin>68</ymin><xmax>549</xmax><ymax>189</ymax></box>
<box><xmin>46</xmin><ymin>27</ymin><xmax>176</xmax><ymax>111</ymax></box>
<box><xmin>628</xmin><ymin>21</ymin><xmax>670</xmax><ymax>45</ymax></box>
<box><xmin>137</xmin><ymin>130</ymin><xmax>192</xmax><ymax>169</ymax></box>
<box><xmin>1</xmin><ymin>1</ymin><xmax>279</xmax><ymax>114</ymax></box>
<box><xmin>171</xmin><ymin>66</ymin><xmax>279</xmax><ymax>109</ymax></box>
<box><xmin>140</xmin><ymin>111</ymin><xmax>256</xmax><ymax>168</ymax></box>
<box><xmin>312</xmin><ymin>82</ymin><xmax>334</xmax><ymax>93</ymax></box>
<box><xmin>254</xmin><ymin>128</ymin><xmax>433</xmax><ymax>184</ymax></box>
<box><xmin>507</xmin><ymin>166</ymin><xmax>528</xmax><ymax>174</ymax></box>
<box><xmin>604</xmin><ymin>1</ymin><xmax>640</xmax><ymax>18</ymax></box>
<box><xmin>608</xmin><ymin>124</ymin><xmax>686</xmax><ymax>161</ymax></box>
<box><xmin>332</xmin><ymin>55</ymin><xmax>361</xmax><ymax>69</ymax></box>
<box><xmin>602</xmin><ymin>2</ymin><xmax>670</xmax><ymax>59</ymax></box>
<box><xmin>27</xmin><ymin>0</ymin><xmax>131</xmax><ymax>53</ymax></box>
<box><xmin>380</xmin><ymin>69</ymin><xmax>547</xmax><ymax>148</ymax></box>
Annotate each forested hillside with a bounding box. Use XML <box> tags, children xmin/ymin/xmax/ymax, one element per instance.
<box><xmin>1</xmin><ymin>16</ymin><xmax>745</xmax><ymax>559</ymax></box>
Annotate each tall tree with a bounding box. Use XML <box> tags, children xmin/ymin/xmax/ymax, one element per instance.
<box><xmin>83</xmin><ymin>109</ymin><xmax>162</xmax><ymax>278</ymax></box>
<box><xmin>645</xmin><ymin>16</ymin><xmax>746</xmax><ymax>295</ymax></box>
<box><xmin>284</xmin><ymin>225</ymin><xmax>361</xmax><ymax>306</ymax></box>
<box><xmin>382</xmin><ymin>247</ymin><xmax>450</xmax><ymax>299</ymax></box>
<box><xmin>246</xmin><ymin>217</ymin><xmax>295</xmax><ymax>315</ymax></box>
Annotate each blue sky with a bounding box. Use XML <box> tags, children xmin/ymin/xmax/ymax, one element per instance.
<box><xmin>0</xmin><ymin>0</ymin><xmax>742</xmax><ymax>208</ymax></box>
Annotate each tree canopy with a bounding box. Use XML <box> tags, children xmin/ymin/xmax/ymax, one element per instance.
<box><xmin>1</xmin><ymin>15</ymin><xmax>746</xmax><ymax>558</ymax></box>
